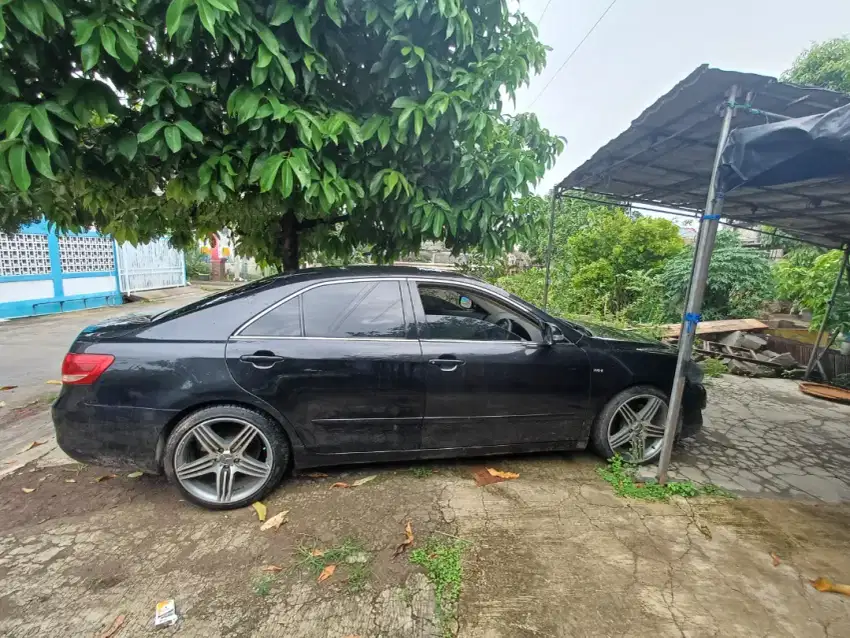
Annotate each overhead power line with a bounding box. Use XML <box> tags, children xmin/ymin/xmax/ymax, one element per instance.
<box><xmin>536</xmin><ymin>0</ymin><xmax>554</xmax><ymax>24</ymax></box>
<box><xmin>527</xmin><ymin>0</ymin><xmax>620</xmax><ymax>109</ymax></box>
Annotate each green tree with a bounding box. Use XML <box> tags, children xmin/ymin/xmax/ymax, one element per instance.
<box><xmin>564</xmin><ymin>208</ymin><xmax>684</xmax><ymax>314</ymax></box>
<box><xmin>0</xmin><ymin>0</ymin><xmax>563</xmax><ymax>269</ymax></box>
<box><xmin>782</xmin><ymin>37</ymin><xmax>850</xmax><ymax>92</ymax></box>
<box><xmin>659</xmin><ymin>230</ymin><xmax>775</xmax><ymax>320</ymax></box>
<box><xmin>776</xmin><ymin>248</ymin><xmax>850</xmax><ymax>336</ymax></box>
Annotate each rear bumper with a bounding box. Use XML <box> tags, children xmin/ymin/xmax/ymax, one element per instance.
<box><xmin>53</xmin><ymin>391</ymin><xmax>176</xmax><ymax>473</ymax></box>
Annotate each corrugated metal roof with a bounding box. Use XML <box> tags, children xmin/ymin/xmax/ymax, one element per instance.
<box><xmin>556</xmin><ymin>65</ymin><xmax>850</xmax><ymax>247</ymax></box>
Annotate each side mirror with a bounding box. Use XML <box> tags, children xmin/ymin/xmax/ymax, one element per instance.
<box><xmin>541</xmin><ymin>322</ymin><xmax>566</xmax><ymax>347</ymax></box>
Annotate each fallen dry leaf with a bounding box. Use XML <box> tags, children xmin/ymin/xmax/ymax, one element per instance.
<box><xmin>472</xmin><ymin>467</ymin><xmax>505</xmax><ymax>487</ymax></box>
<box><xmin>20</xmin><ymin>440</ymin><xmax>46</xmax><ymax>453</ymax></box>
<box><xmin>310</xmin><ymin>549</ymin><xmax>325</xmax><ymax>557</ymax></box>
<box><xmin>770</xmin><ymin>552</ymin><xmax>781</xmax><ymax>567</ymax></box>
<box><xmin>45</xmin><ymin>380</ymin><xmax>63</xmax><ymax>385</ymax></box>
<box><xmin>22</xmin><ymin>487</ymin><xmax>35</xmax><ymax>493</ymax></box>
<box><xmin>330</xmin><ymin>482</ymin><xmax>350</xmax><ymax>489</ymax></box>
<box><xmin>487</xmin><ymin>468</ymin><xmax>519</xmax><ymax>480</ymax></box>
<box><xmin>0</xmin><ymin>385</ymin><xmax>17</xmax><ymax>391</ymax></box>
<box><xmin>393</xmin><ymin>521</ymin><xmax>415</xmax><ymax>557</ymax></box>
<box><xmin>99</xmin><ymin>614</ymin><xmax>126</xmax><ymax>638</ymax></box>
<box><xmin>127</xmin><ymin>471</ymin><xmax>143</xmax><ymax>478</ymax></box>
<box><xmin>318</xmin><ymin>564</ymin><xmax>336</xmax><ymax>583</ymax></box>
<box><xmin>251</xmin><ymin>501</ymin><xmax>267</xmax><ymax>522</ymax></box>
<box><xmin>304</xmin><ymin>472</ymin><xmax>329</xmax><ymax>478</ymax></box>
<box><xmin>94</xmin><ymin>474</ymin><xmax>117</xmax><ymax>483</ymax></box>
<box><xmin>810</xmin><ymin>577</ymin><xmax>850</xmax><ymax>596</ymax></box>
<box><xmin>262</xmin><ymin>565</ymin><xmax>283</xmax><ymax>573</ymax></box>
<box><xmin>260</xmin><ymin>510</ymin><xmax>289</xmax><ymax>531</ymax></box>
<box><xmin>65</xmin><ymin>479</ymin><xmax>76</xmax><ymax>483</ymax></box>
<box><xmin>351</xmin><ymin>475</ymin><xmax>378</xmax><ymax>487</ymax></box>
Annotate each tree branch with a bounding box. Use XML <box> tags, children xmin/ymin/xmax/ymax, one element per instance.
<box><xmin>297</xmin><ymin>214</ymin><xmax>349</xmax><ymax>230</ymax></box>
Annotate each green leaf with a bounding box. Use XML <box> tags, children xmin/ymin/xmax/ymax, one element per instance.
<box><xmin>72</xmin><ymin>17</ymin><xmax>96</xmax><ymax>45</ymax></box>
<box><xmin>28</xmin><ymin>145</ymin><xmax>55</xmax><ymax>179</ymax></box>
<box><xmin>432</xmin><ymin>209</ymin><xmax>444</xmax><ymax>236</ymax></box>
<box><xmin>369</xmin><ymin>170</ymin><xmax>384</xmax><ymax>196</ymax></box>
<box><xmin>175</xmin><ymin>120</ymin><xmax>203</xmax><ymax>142</ymax></box>
<box><xmin>30</xmin><ymin>105</ymin><xmax>59</xmax><ymax>144</ymax></box>
<box><xmin>256</xmin><ymin>27</ymin><xmax>280</xmax><ymax>56</ymax></box>
<box><xmin>259</xmin><ymin>154</ymin><xmax>284</xmax><ymax>192</ymax></box>
<box><xmin>288</xmin><ymin>148</ymin><xmax>311</xmax><ymax>188</ymax></box>
<box><xmin>237</xmin><ymin>91</ymin><xmax>261</xmax><ymax>124</ymax></box>
<box><xmin>325</xmin><ymin>0</ymin><xmax>342</xmax><ymax>27</ymax></box>
<box><xmin>249</xmin><ymin>154</ymin><xmax>267</xmax><ymax>183</ymax></box>
<box><xmin>115</xmin><ymin>25</ymin><xmax>138</xmax><ymax>63</ymax></box>
<box><xmin>99</xmin><ymin>26</ymin><xmax>119</xmax><ymax>59</ymax></box>
<box><xmin>173</xmin><ymin>87</ymin><xmax>192</xmax><ymax>107</ymax></box>
<box><xmin>81</xmin><ymin>38</ymin><xmax>100</xmax><ymax>72</ymax></box>
<box><xmin>117</xmin><ymin>134</ymin><xmax>138</xmax><ymax>160</ymax></box>
<box><xmin>42</xmin><ymin>0</ymin><xmax>63</xmax><ymax>27</ymax></box>
<box><xmin>424</xmin><ymin>60</ymin><xmax>434</xmax><ymax>91</ymax></box>
<box><xmin>377</xmin><ymin>119</ymin><xmax>391</xmax><ymax>148</ymax></box>
<box><xmin>173</xmin><ymin>72</ymin><xmax>207</xmax><ymax>86</ymax></box>
<box><xmin>413</xmin><ymin>109</ymin><xmax>424</xmax><ymax>140</ymax></box>
<box><xmin>196</xmin><ymin>0</ymin><xmax>217</xmax><ymax>36</ymax></box>
<box><xmin>256</xmin><ymin>43</ymin><xmax>273</xmax><ymax>68</ymax></box>
<box><xmin>270</xmin><ymin>0</ymin><xmax>293</xmax><ymax>25</ymax></box>
<box><xmin>5</xmin><ymin>105</ymin><xmax>31</xmax><ymax>139</ymax></box>
<box><xmin>360</xmin><ymin>115</ymin><xmax>382</xmax><ymax>141</ymax></box>
<box><xmin>0</xmin><ymin>72</ymin><xmax>19</xmax><ymax>97</ymax></box>
<box><xmin>391</xmin><ymin>96</ymin><xmax>417</xmax><ymax>109</ymax></box>
<box><xmin>44</xmin><ymin>101</ymin><xmax>78</xmax><ymax>125</ymax></box>
<box><xmin>279</xmin><ymin>160</ymin><xmax>294</xmax><ymax>197</ymax></box>
<box><xmin>10</xmin><ymin>0</ymin><xmax>44</xmax><ymax>37</ymax></box>
<box><xmin>251</xmin><ymin>61</ymin><xmax>269</xmax><ymax>87</ymax></box>
<box><xmin>137</xmin><ymin>120</ymin><xmax>167</xmax><ymax>143</ymax></box>
<box><xmin>293</xmin><ymin>10</ymin><xmax>311</xmax><ymax>46</ymax></box>
<box><xmin>398</xmin><ymin>106</ymin><xmax>414</xmax><ymax>129</ymax></box>
<box><xmin>366</xmin><ymin>6</ymin><xmax>378</xmax><ymax>25</ymax></box>
<box><xmin>164</xmin><ymin>126</ymin><xmax>182</xmax><ymax>153</ymax></box>
<box><xmin>278</xmin><ymin>57</ymin><xmax>296</xmax><ymax>86</ymax></box>
<box><xmin>166</xmin><ymin>0</ymin><xmax>187</xmax><ymax>38</ymax></box>
<box><xmin>9</xmin><ymin>144</ymin><xmax>30</xmax><ymax>191</ymax></box>
<box><xmin>0</xmin><ymin>12</ymin><xmax>6</xmax><ymax>42</ymax></box>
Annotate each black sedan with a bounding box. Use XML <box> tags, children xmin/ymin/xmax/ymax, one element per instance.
<box><xmin>53</xmin><ymin>266</ymin><xmax>706</xmax><ymax>509</ymax></box>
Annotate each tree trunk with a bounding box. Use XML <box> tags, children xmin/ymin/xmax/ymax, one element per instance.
<box><xmin>279</xmin><ymin>213</ymin><xmax>300</xmax><ymax>272</ymax></box>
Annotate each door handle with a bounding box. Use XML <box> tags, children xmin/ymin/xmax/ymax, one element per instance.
<box><xmin>240</xmin><ymin>352</ymin><xmax>285</xmax><ymax>369</ymax></box>
<box><xmin>429</xmin><ymin>358</ymin><xmax>465</xmax><ymax>372</ymax></box>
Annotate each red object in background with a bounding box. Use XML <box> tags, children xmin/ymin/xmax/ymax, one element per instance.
<box><xmin>208</xmin><ymin>232</ymin><xmax>220</xmax><ymax>261</ymax></box>
<box><xmin>61</xmin><ymin>353</ymin><xmax>115</xmax><ymax>385</ymax></box>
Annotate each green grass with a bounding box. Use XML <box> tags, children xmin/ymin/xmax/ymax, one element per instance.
<box><xmin>598</xmin><ymin>454</ymin><xmax>736</xmax><ymax>502</ymax></box>
<box><xmin>410</xmin><ymin>466</ymin><xmax>432</xmax><ymax>478</ymax></box>
<box><xmin>252</xmin><ymin>574</ymin><xmax>276</xmax><ymax>597</ymax></box>
<box><xmin>700</xmin><ymin>357</ymin><xmax>728</xmax><ymax>378</ymax></box>
<box><xmin>410</xmin><ymin>537</ymin><xmax>470</xmax><ymax>638</ymax></box>
<box><xmin>297</xmin><ymin>539</ymin><xmax>371</xmax><ymax>593</ymax></box>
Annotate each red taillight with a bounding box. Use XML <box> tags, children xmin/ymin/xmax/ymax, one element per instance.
<box><xmin>61</xmin><ymin>353</ymin><xmax>115</xmax><ymax>385</ymax></box>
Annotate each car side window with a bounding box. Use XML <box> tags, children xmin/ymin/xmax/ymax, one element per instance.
<box><xmin>416</xmin><ymin>284</ymin><xmax>530</xmax><ymax>341</ymax></box>
<box><xmin>302</xmin><ymin>281</ymin><xmax>407</xmax><ymax>339</ymax></box>
<box><xmin>242</xmin><ymin>297</ymin><xmax>302</xmax><ymax>337</ymax></box>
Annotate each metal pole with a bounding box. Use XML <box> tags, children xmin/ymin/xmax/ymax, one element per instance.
<box><xmin>657</xmin><ymin>85</ymin><xmax>739</xmax><ymax>485</ymax></box>
<box><xmin>543</xmin><ymin>189</ymin><xmax>558</xmax><ymax>311</ymax></box>
<box><xmin>804</xmin><ymin>245</ymin><xmax>850</xmax><ymax>380</ymax></box>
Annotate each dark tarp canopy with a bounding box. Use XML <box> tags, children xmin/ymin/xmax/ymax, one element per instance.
<box><xmin>557</xmin><ymin>65</ymin><xmax>850</xmax><ymax>247</ymax></box>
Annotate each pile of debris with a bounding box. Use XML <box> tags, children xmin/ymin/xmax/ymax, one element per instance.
<box><xmin>700</xmin><ymin>330</ymin><xmax>801</xmax><ymax>378</ymax></box>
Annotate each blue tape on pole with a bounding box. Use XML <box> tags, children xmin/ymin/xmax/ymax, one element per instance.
<box><xmin>703</xmin><ymin>214</ymin><xmax>721</xmax><ymax>220</ymax></box>
<box><xmin>715</xmin><ymin>192</ymin><xmax>725</xmax><ymax>200</ymax></box>
<box><xmin>684</xmin><ymin>313</ymin><xmax>702</xmax><ymax>322</ymax></box>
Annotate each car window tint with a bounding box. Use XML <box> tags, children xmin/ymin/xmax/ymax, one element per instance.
<box><xmin>424</xmin><ymin>315</ymin><xmax>521</xmax><ymax>341</ymax></box>
<box><xmin>302</xmin><ymin>281</ymin><xmax>406</xmax><ymax>338</ymax></box>
<box><xmin>243</xmin><ymin>297</ymin><xmax>302</xmax><ymax>337</ymax></box>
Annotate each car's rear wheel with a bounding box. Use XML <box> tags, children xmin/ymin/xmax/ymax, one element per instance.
<box><xmin>591</xmin><ymin>386</ymin><xmax>671</xmax><ymax>464</ymax></box>
<box><xmin>163</xmin><ymin>405</ymin><xmax>290</xmax><ymax>509</ymax></box>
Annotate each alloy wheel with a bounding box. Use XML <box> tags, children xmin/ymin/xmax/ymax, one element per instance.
<box><xmin>173</xmin><ymin>417</ymin><xmax>273</xmax><ymax>505</ymax></box>
<box><xmin>606</xmin><ymin>394</ymin><xmax>668</xmax><ymax>462</ymax></box>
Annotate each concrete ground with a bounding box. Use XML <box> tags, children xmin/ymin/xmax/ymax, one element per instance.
<box><xmin>1</xmin><ymin>301</ymin><xmax>850</xmax><ymax>636</ymax></box>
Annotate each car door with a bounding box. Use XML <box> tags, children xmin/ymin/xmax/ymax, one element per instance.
<box><xmin>410</xmin><ymin>279</ymin><xmax>591</xmax><ymax>450</ymax></box>
<box><xmin>226</xmin><ymin>278</ymin><xmax>426</xmax><ymax>454</ymax></box>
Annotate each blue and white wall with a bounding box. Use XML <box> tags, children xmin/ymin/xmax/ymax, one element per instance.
<box><xmin>0</xmin><ymin>220</ymin><xmax>122</xmax><ymax>319</ymax></box>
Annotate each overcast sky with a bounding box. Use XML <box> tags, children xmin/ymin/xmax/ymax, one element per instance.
<box><xmin>511</xmin><ymin>0</ymin><xmax>850</xmax><ymax>195</ymax></box>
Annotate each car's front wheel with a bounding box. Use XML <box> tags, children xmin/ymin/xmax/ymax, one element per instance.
<box><xmin>591</xmin><ymin>386</ymin><xmax>672</xmax><ymax>464</ymax></box>
<box><xmin>163</xmin><ymin>405</ymin><xmax>290</xmax><ymax>509</ymax></box>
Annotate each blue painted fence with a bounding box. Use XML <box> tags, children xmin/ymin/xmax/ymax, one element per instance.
<box><xmin>0</xmin><ymin>220</ymin><xmax>122</xmax><ymax>319</ymax></box>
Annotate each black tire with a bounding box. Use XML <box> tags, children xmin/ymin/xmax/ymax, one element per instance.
<box><xmin>590</xmin><ymin>385</ymin><xmax>673</xmax><ymax>464</ymax></box>
<box><xmin>163</xmin><ymin>404</ymin><xmax>290</xmax><ymax>510</ymax></box>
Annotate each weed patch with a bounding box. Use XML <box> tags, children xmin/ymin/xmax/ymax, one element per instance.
<box><xmin>297</xmin><ymin>539</ymin><xmax>370</xmax><ymax>592</ymax></box>
<box><xmin>410</xmin><ymin>466</ymin><xmax>432</xmax><ymax>478</ymax></box>
<box><xmin>253</xmin><ymin>574</ymin><xmax>275</xmax><ymax>597</ymax></box>
<box><xmin>598</xmin><ymin>454</ymin><xmax>736</xmax><ymax>501</ymax></box>
<box><xmin>410</xmin><ymin>537</ymin><xmax>470</xmax><ymax>638</ymax></box>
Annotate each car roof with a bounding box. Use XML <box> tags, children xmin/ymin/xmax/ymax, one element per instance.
<box><xmin>264</xmin><ymin>265</ymin><xmax>480</xmax><ymax>287</ymax></box>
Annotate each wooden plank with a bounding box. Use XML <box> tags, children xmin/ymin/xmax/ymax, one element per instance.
<box><xmin>660</xmin><ymin>318</ymin><xmax>768</xmax><ymax>338</ymax></box>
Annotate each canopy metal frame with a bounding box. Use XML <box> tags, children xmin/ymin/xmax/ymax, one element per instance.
<box><xmin>545</xmin><ymin>66</ymin><xmax>850</xmax><ymax>484</ymax></box>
